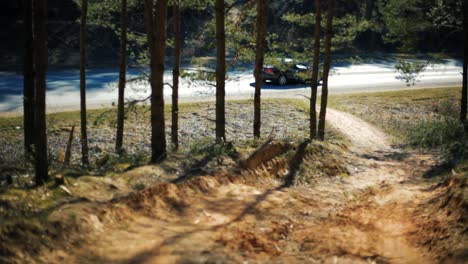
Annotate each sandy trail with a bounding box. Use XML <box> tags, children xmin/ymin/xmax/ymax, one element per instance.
<box><xmin>327</xmin><ymin>109</ymin><xmax>392</xmax><ymax>152</ymax></box>
<box><xmin>42</xmin><ymin>109</ymin><xmax>439</xmax><ymax>263</ymax></box>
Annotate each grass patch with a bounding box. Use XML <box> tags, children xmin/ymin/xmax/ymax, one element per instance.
<box><xmin>329</xmin><ymin>87</ymin><xmax>467</xmax><ymax>161</ymax></box>
<box><xmin>406</xmin><ymin>118</ymin><xmax>464</xmax><ymax>148</ymax></box>
<box><xmin>328</xmin><ymin>87</ymin><xmax>461</xmax><ymax>140</ymax></box>
<box><xmin>0</xmin><ymin>98</ymin><xmax>347</xmax><ymax>185</ymax></box>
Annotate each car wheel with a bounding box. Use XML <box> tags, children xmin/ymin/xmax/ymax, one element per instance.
<box><xmin>278</xmin><ymin>75</ymin><xmax>287</xmax><ymax>86</ymax></box>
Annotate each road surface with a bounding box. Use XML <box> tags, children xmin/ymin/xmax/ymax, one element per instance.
<box><xmin>0</xmin><ymin>58</ymin><xmax>462</xmax><ymax>114</ymax></box>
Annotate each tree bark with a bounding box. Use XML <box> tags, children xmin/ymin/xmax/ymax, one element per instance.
<box><xmin>318</xmin><ymin>0</ymin><xmax>334</xmax><ymax>141</ymax></box>
<box><xmin>80</xmin><ymin>0</ymin><xmax>89</xmax><ymax>165</ymax></box>
<box><xmin>365</xmin><ymin>0</ymin><xmax>374</xmax><ymax>20</ymax></box>
<box><xmin>172</xmin><ymin>2</ymin><xmax>181</xmax><ymax>149</ymax></box>
<box><xmin>253</xmin><ymin>0</ymin><xmax>269</xmax><ymax>138</ymax></box>
<box><xmin>144</xmin><ymin>0</ymin><xmax>154</xmax><ymax>51</ymax></box>
<box><xmin>461</xmin><ymin>1</ymin><xmax>467</xmax><ymax>124</ymax></box>
<box><xmin>33</xmin><ymin>0</ymin><xmax>48</xmax><ymax>185</ymax></box>
<box><xmin>116</xmin><ymin>0</ymin><xmax>127</xmax><ymax>153</ymax></box>
<box><xmin>64</xmin><ymin>125</ymin><xmax>75</xmax><ymax>164</ymax></box>
<box><xmin>23</xmin><ymin>0</ymin><xmax>35</xmax><ymax>154</ymax></box>
<box><xmin>216</xmin><ymin>0</ymin><xmax>226</xmax><ymax>141</ymax></box>
<box><xmin>365</xmin><ymin>0</ymin><xmax>376</xmax><ymax>51</ymax></box>
<box><xmin>310</xmin><ymin>0</ymin><xmax>322</xmax><ymax>140</ymax></box>
<box><xmin>151</xmin><ymin>0</ymin><xmax>168</xmax><ymax>162</ymax></box>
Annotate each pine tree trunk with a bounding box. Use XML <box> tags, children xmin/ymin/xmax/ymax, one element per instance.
<box><xmin>64</xmin><ymin>125</ymin><xmax>75</xmax><ymax>164</ymax></box>
<box><xmin>23</xmin><ymin>0</ymin><xmax>35</xmax><ymax>154</ymax></box>
<box><xmin>216</xmin><ymin>0</ymin><xmax>226</xmax><ymax>141</ymax></box>
<box><xmin>253</xmin><ymin>0</ymin><xmax>269</xmax><ymax>138</ymax></box>
<box><xmin>80</xmin><ymin>0</ymin><xmax>89</xmax><ymax>165</ymax></box>
<box><xmin>144</xmin><ymin>0</ymin><xmax>155</xmax><ymax>159</ymax></box>
<box><xmin>318</xmin><ymin>0</ymin><xmax>334</xmax><ymax>141</ymax></box>
<box><xmin>172</xmin><ymin>2</ymin><xmax>181</xmax><ymax>149</ymax></box>
<box><xmin>33</xmin><ymin>0</ymin><xmax>48</xmax><ymax>185</ymax></box>
<box><xmin>150</xmin><ymin>0</ymin><xmax>168</xmax><ymax>162</ymax></box>
<box><xmin>365</xmin><ymin>0</ymin><xmax>376</xmax><ymax>51</ymax></box>
<box><xmin>310</xmin><ymin>0</ymin><xmax>321</xmax><ymax>140</ymax></box>
<box><xmin>144</xmin><ymin>0</ymin><xmax>154</xmax><ymax>51</ymax></box>
<box><xmin>461</xmin><ymin>2</ymin><xmax>467</xmax><ymax>124</ymax></box>
<box><xmin>116</xmin><ymin>0</ymin><xmax>127</xmax><ymax>153</ymax></box>
<box><xmin>365</xmin><ymin>0</ymin><xmax>375</xmax><ymax>21</ymax></box>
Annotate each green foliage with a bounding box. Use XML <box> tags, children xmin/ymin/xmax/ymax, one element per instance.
<box><xmin>132</xmin><ymin>182</ymin><xmax>146</xmax><ymax>190</ymax></box>
<box><xmin>428</xmin><ymin>0</ymin><xmax>463</xmax><ymax>30</ymax></box>
<box><xmin>225</xmin><ymin>1</ymin><xmax>256</xmax><ymax>64</ymax></box>
<box><xmin>96</xmin><ymin>151</ymin><xmax>148</xmax><ymax>172</ymax></box>
<box><xmin>394</xmin><ymin>60</ymin><xmax>428</xmax><ymax>86</ymax></box>
<box><xmin>407</xmin><ymin>117</ymin><xmax>464</xmax><ymax>148</ymax></box>
<box><xmin>261</xmin><ymin>8</ymin><xmax>371</xmax><ymax>71</ymax></box>
<box><xmin>377</xmin><ymin>0</ymin><xmax>463</xmax><ymax>52</ymax></box>
<box><xmin>188</xmin><ymin>138</ymin><xmax>237</xmax><ymax>160</ymax></box>
<box><xmin>406</xmin><ymin>98</ymin><xmax>466</xmax><ymax>155</ymax></box>
<box><xmin>281</xmin><ymin>13</ymin><xmax>315</xmax><ymax>28</ymax></box>
<box><xmin>377</xmin><ymin>0</ymin><xmax>431</xmax><ymax>51</ymax></box>
<box><xmin>332</xmin><ymin>15</ymin><xmax>370</xmax><ymax>51</ymax></box>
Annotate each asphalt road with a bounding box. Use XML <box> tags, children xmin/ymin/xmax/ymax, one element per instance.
<box><xmin>0</xmin><ymin>58</ymin><xmax>462</xmax><ymax>114</ymax></box>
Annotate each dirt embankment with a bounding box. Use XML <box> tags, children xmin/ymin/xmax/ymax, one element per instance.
<box><xmin>1</xmin><ymin>109</ymin><xmax>467</xmax><ymax>264</ymax></box>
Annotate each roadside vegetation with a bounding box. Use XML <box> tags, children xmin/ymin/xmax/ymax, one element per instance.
<box><xmin>0</xmin><ymin>98</ymin><xmax>345</xmax><ymax>211</ymax></box>
<box><xmin>0</xmin><ymin>99</ymin><xmax>343</xmax><ymax>187</ymax></box>
<box><xmin>330</xmin><ymin>87</ymin><xmax>467</xmax><ymax>163</ymax></box>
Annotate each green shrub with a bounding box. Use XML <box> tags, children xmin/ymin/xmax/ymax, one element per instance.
<box><xmin>407</xmin><ymin>117</ymin><xmax>465</xmax><ymax>148</ymax></box>
<box><xmin>132</xmin><ymin>183</ymin><xmax>146</xmax><ymax>191</ymax></box>
<box><xmin>189</xmin><ymin>138</ymin><xmax>234</xmax><ymax>157</ymax></box>
<box><xmin>394</xmin><ymin>60</ymin><xmax>428</xmax><ymax>86</ymax></box>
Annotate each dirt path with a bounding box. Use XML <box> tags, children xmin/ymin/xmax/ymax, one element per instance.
<box><xmin>327</xmin><ymin>109</ymin><xmax>392</xmax><ymax>152</ymax></box>
<box><xmin>42</xmin><ymin>109</ymin><xmax>439</xmax><ymax>263</ymax></box>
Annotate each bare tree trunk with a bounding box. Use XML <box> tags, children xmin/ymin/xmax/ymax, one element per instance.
<box><xmin>33</xmin><ymin>0</ymin><xmax>48</xmax><ymax>185</ymax></box>
<box><xmin>144</xmin><ymin>0</ymin><xmax>156</xmax><ymax>160</ymax></box>
<box><xmin>365</xmin><ymin>0</ymin><xmax>376</xmax><ymax>51</ymax></box>
<box><xmin>116</xmin><ymin>0</ymin><xmax>127</xmax><ymax>153</ymax></box>
<box><xmin>216</xmin><ymin>0</ymin><xmax>226</xmax><ymax>141</ymax></box>
<box><xmin>253</xmin><ymin>0</ymin><xmax>269</xmax><ymax>138</ymax></box>
<box><xmin>144</xmin><ymin>0</ymin><xmax>154</xmax><ymax>51</ymax></box>
<box><xmin>310</xmin><ymin>0</ymin><xmax>322</xmax><ymax>140</ymax></box>
<box><xmin>151</xmin><ymin>0</ymin><xmax>168</xmax><ymax>162</ymax></box>
<box><xmin>461</xmin><ymin>2</ymin><xmax>467</xmax><ymax>124</ymax></box>
<box><xmin>318</xmin><ymin>0</ymin><xmax>334</xmax><ymax>141</ymax></box>
<box><xmin>172</xmin><ymin>2</ymin><xmax>181</xmax><ymax>149</ymax></box>
<box><xmin>80</xmin><ymin>0</ymin><xmax>89</xmax><ymax>165</ymax></box>
<box><xmin>365</xmin><ymin>0</ymin><xmax>374</xmax><ymax>20</ymax></box>
<box><xmin>64</xmin><ymin>125</ymin><xmax>75</xmax><ymax>164</ymax></box>
<box><xmin>23</xmin><ymin>0</ymin><xmax>35</xmax><ymax>154</ymax></box>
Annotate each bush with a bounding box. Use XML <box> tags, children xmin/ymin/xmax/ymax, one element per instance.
<box><xmin>407</xmin><ymin>116</ymin><xmax>467</xmax><ymax>163</ymax></box>
<box><xmin>407</xmin><ymin>117</ymin><xmax>465</xmax><ymax>148</ymax></box>
<box><xmin>394</xmin><ymin>60</ymin><xmax>429</xmax><ymax>86</ymax></box>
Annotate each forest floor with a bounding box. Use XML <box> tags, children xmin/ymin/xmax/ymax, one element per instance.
<box><xmin>0</xmin><ymin>88</ymin><xmax>467</xmax><ymax>263</ymax></box>
<box><xmin>37</xmin><ymin>108</ymin><xmax>466</xmax><ymax>263</ymax></box>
